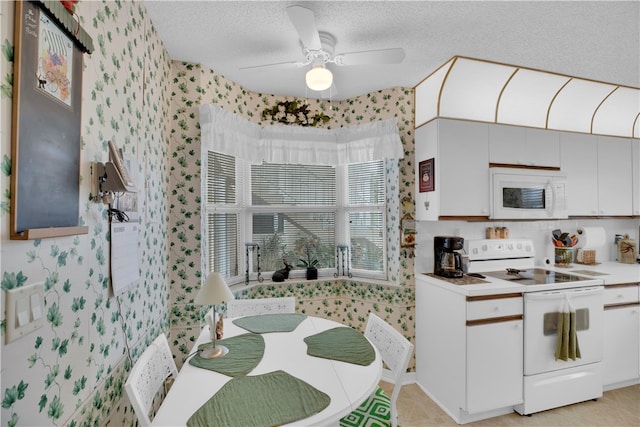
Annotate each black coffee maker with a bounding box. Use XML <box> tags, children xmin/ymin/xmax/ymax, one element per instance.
<box><xmin>434</xmin><ymin>236</ymin><xmax>465</xmax><ymax>278</ymax></box>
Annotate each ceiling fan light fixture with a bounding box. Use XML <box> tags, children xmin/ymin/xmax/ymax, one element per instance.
<box><xmin>305</xmin><ymin>65</ymin><xmax>333</xmax><ymax>91</ymax></box>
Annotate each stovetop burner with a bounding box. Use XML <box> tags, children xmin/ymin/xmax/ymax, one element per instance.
<box><xmin>482</xmin><ymin>268</ymin><xmax>591</xmax><ymax>286</ymax></box>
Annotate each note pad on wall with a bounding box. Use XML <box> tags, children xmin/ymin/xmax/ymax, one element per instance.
<box><xmin>110</xmin><ymin>221</ymin><xmax>139</xmax><ymax>295</ymax></box>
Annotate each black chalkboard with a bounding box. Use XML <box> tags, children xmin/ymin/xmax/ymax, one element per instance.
<box><xmin>10</xmin><ymin>1</ymin><xmax>86</xmax><ymax>239</ymax></box>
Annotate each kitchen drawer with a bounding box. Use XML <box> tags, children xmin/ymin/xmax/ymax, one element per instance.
<box><xmin>467</xmin><ymin>294</ymin><xmax>523</xmax><ymax>321</ymax></box>
<box><xmin>604</xmin><ymin>284</ymin><xmax>639</xmax><ymax>306</ymax></box>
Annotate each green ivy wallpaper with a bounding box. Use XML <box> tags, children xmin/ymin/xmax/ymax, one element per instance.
<box><xmin>1</xmin><ymin>1</ymin><xmax>171</xmax><ymax>426</ymax></box>
<box><xmin>1</xmin><ymin>1</ymin><xmax>416</xmax><ymax>426</ymax></box>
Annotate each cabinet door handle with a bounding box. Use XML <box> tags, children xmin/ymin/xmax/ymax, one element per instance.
<box><xmin>466</xmin><ymin>315</ymin><xmax>523</xmax><ymax>326</ymax></box>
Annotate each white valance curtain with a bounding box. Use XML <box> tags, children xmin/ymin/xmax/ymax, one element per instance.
<box><xmin>199</xmin><ymin>104</ymin><xmax>404</xmax><ymax>165</ymax></box>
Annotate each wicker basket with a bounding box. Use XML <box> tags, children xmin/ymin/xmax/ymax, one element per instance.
<box><xmin>578</xmin><ymin>249</ymin><xmax>596</xmax><ymax>265</ymax></box>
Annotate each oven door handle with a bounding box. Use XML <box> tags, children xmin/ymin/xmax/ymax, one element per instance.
<box><xmin>525</xmin><ymin>286</ymin><xmax>603</xmax><ymax>300</ymax></box>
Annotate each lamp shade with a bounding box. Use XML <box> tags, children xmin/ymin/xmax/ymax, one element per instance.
<box><xmin>305</xmin><ymin>66</ymin><xmax>333</xmax><ymax>91</ymax></box>
<box><xmin>195</xmin><ymin>272</ymin><xmax>234</xmax><ymax>305</ymax></box>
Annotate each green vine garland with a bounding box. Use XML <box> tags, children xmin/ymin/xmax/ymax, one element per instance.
<box><xmin>262</xmin><ymin>100</ymin><xmax>330</xmax><ymax>127</ymax></box>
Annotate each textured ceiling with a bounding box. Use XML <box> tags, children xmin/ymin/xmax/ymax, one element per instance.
<box><xmin>143</xmin><ymin>1</ymin><xmax>640</xmax><ymax>101</ymax></box>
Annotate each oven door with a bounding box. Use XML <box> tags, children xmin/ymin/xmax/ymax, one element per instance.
<box><xmin>524</xmin><ymin>286</ymin><xmax>603</xmax><ymax>375</ymax></box>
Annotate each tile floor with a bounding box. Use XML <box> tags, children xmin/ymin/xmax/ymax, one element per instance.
<box><xmin>381</xmin><ymin>382</ymin><xmax>639</xmax><ymax>426</ymax></box>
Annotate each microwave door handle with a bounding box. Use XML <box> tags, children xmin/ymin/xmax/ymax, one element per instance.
<box><xmin>546</xmin><ymin>181</ymin><xmax>555</xmax><ymax>216</ymax></box>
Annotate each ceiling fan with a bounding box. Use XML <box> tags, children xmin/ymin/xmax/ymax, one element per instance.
<box><xmin>240</xmin><ymin>5</ymin><xmax>406</xmax><ymax>95</ymax></box>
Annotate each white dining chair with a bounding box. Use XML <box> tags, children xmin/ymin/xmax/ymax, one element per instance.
<box><xmin>125</xmin><ymin>333</ymin><xmax>178</xmax><ymax>426</ymax></box>
<box><xmin>340</xmin><ymin>312</ymin><xmax>414</xmax><ymax>427</ymax></box>
<box><xmin>225</xmin><ymin>296</ymin><xmax>295</xmax><ymax>318</ymax></box>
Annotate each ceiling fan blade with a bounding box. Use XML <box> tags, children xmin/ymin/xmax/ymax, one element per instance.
<box><xmin>334</xmin><ymin>48</ymin><xmax>406</xmax><ymax>66</ymax></box>
<box><xmin>286</xmin><ymin>5</ymin><xmax>322</xmax><ymax>50</ymax></box>
<box><xmin>239</xmin><ymin>60</ymin><xmax>301</xmax><ymax>70</ymax></box>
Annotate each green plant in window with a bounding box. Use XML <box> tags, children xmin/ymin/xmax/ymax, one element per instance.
<box><xmin>295</xmin><ymin>237</ymin><xmax>319</xmax><ymax>269</ymax></box>
<box><xmin>259</xmin><ymin>233</ymin><xmax>287</xmax><ymax>272</ymax></box>
<box><xmin>297</xmin><ymin>246</ymin><xmax>319</xmax><ymax>269</ymax></box>
<box><xmin>296</xmin><ymin>238</ymin><xmax>321</xmax><ymax>280</ymax></box>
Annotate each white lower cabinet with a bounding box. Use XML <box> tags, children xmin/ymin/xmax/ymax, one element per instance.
<box><xmin>466</xmin><ymin>319</ymin><xmax>523</xmax><ymax>413</ymax></box>
<box><xmin>416</xmin><ymin>276</ymin><xmax>523</xmax><ymax>424</ymax></box>
<box><xmin>603</xmin><ymin>284</ymin><xmax>640</xmax><ymax>389</ymax></box>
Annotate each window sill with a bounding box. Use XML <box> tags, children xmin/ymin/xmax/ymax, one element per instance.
<box><xmin>229</xmin><ymin>276</ymin><xmax>400</xmax><ymax>293</ymax></box>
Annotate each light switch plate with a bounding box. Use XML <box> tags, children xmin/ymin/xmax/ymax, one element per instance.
<box><xmin>5</xmin><ymin>282</ymin><xmax>45</xmax><ymax>344</ymax></box>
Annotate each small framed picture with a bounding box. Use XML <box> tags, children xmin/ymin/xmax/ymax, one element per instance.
<box><xmin>400</xmin><ymin>214</ymin><xmax>416</xmax><ymax>248</ymax></box>
<box><xmin>419</xmin><ymin>158</ymin><xmax>434</xmax><ymax>192</ymax></box>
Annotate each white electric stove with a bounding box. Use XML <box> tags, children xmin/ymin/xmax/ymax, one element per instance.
<box><xmin>465</xmin><ymin>239</ymin><xmax>605</xmax><ymax>415</ymax></box>
<box><xmin>465</xmin><ymin>239</ymin><xmax>602</xmax><ymax>292</ymax></box>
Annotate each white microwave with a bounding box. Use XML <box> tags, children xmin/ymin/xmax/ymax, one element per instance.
<box><xmin>490</xmin><ymin>168</ymin><xmax>568</xmax><ymax>219</ymax></box>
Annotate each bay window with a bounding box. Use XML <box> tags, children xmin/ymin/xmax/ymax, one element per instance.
<box><xmin>198</xmin><ymin>104</ymin><xmax>404</xmax><ymax>285</ymax></box>
<box><xmin>205</xmin><ymin>151</ymin><xmax>387</xmax><ymax>283</ymax></box>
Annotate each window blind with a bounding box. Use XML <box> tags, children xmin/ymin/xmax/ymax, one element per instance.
<box><xmin>349</xmin><ymin>212</ymin><xmax>384</xmax><ymax>272</ymax></box>
<box><xmin>251</xmin><ymin>163</ymin><xmax>336</xmax><ymax>206</ymax></box>
<box><xmin>207</xmin><ymin>152</ymin><xmax>236</xmax><ymax>204</ymax></box>
<box><xmin>348</xmin><ymin>161</ymin><xmax>385</xmax><ymax>205</ymax></box>
<box><xmin>207</xmin><ymin>213</ymin><xmax>238</xmax><ymax>277</ymax></box>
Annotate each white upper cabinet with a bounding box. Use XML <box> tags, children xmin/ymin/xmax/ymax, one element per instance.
<box><xmin>416</xmin><ymin>119</ymin><xmax>637</xmax><ymax>219</ymax></box>
<box><xmin>560</xmin><ymin>132</ymin><xmax>599</xmax><ymax>215</ymax></box>
<box><xmin>415</xmin><ymin>119</ymin><xmax>490</xmax><ymax>220</ymax></box>
<box><xmin>561</xmin><ymin>133</ymin><xmax>633</xmax><ymax>216</ymax></box>
<box><xmin>597</xmin><ymin>135</ymin><xmax>633</xmax><ymax>216</ymax></box>
<box><xmin>489</xmin><ymin>124</ymin><xmax>560</xmax><ymax>168</ymax></box>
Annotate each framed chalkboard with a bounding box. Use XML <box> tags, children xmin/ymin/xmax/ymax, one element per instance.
<box><xmin>10</xmin><ymin>1</ymin><xmax>90</xmax><ymax>239</ymax></box>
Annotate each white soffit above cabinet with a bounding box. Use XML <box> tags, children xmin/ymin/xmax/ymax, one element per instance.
<box><xmin>415</xmin><ymin>56</ymin><xmax>640</xmax><ymax>138</ymax></box>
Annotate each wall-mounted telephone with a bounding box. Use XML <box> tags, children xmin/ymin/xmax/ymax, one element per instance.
<box><xmin>92</xmin><ymin>141</ymin><xmax>136</xmax><ymax>204</ymax></box>
<box><xmin>108</xmin><ymin>140</ymin><xmax>134</xmax><ymax>188</ymax></box>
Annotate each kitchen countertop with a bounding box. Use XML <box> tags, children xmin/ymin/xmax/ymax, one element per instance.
<box><xmin>558</xmin><ymin>261</ymin><xmax>640</xmax><ymax>285</ymax></box>
<box><xmin>417</xmin><ymin>261</ymin><xmax>639</xmax><ymax>296</ymax></box>
<box><xmin>417</xmin><ymin>272</ymin><xmax>526</xmax><ymax>297</ymax></box>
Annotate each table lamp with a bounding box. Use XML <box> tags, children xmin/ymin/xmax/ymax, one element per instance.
<box><xmin>194</xmin><ymin>272</ymin><xmax>235</xmax><ymax>358</ymax></box>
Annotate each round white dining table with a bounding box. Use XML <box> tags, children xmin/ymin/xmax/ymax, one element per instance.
<box><xmin>151</xmin><ymin>315</ymin><xmax>382</xmax><ymax>426</ymax></box>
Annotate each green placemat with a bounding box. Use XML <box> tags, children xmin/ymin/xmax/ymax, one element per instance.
<box><xmin>304</xmin><ymin>327</ymin><xmax>376</xmax><ymax>366</ymax></box>
<box><xmin>232</xmin><ymin>313</ymin><xmax>307</xmax><ymax>333</ymax></box>
<box><xmin>189</xmin><ymin>333</ymin><xmax>264</xmax><ymax>377</ymax></box>
<box><xmin>186</xmin><ymin>370</ymin><xmax>331</xmax><ymax>427</ymax></box>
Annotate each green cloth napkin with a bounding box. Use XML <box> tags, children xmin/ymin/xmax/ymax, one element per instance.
<box><xmin>304</xmin><ymin>326</ymin><xmax>376</xmax><ymax>366</ymax></box>
<box><xmin>189</xmin><ymin>333</ymin><xmax>265</xmax><ymax>376</ymax></box>
<box><xmin>186</xmin><ymin>370</ymin><xmax>331</xmax><ymax>427</ymax></box>
<box><xmin>555</xmin><ymin>310</ymin><xmax>581</xmax><ymax>361</ymax></box>
<box><xmin>233</xmin><ymin>313</ymin><xmax>307</xmax><ymax>333</ymax></box>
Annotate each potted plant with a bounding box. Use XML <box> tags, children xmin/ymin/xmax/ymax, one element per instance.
<box><xmin>298</xmin><ymin>243</ymin><xmax>319</xmax><ymax>280</ymax></box>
